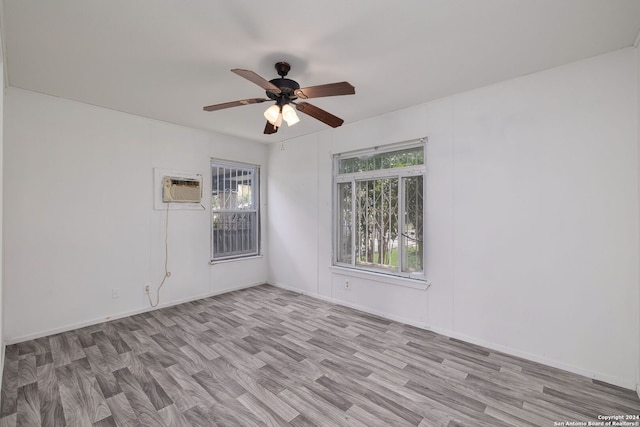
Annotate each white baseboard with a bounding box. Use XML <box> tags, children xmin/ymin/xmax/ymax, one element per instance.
<box><xmin>268</xmin><ymin>281</ymin><xmax>428</xmax><ymax>330</ymax></box>
<box><xmin>424</xmin><ymin>326</ymin><xmax>637</xmax><ymax>391</ymax></box>
<box><xmin>268</xmin><ymin>281</ymin><xmax>637</xmax><ymax>391</ymax></box>
<box><xmin>6</xmin><ymin>281</ymin><xmax>264</xmax><ymax>345</ymax></box>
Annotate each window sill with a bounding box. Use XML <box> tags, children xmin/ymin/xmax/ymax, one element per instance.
<box><xmin>330</xmin><ymin>265</ymin><xmax>430</xmax><ymax>291</ymax></box>
<box><xmin>209</xmin><ymin>255</ymin><xmax>263</xmax><ymax>265</ymax></box>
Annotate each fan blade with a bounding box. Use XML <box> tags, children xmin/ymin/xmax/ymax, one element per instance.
<box><xmin>294</xmin><ymin>82</ymin><xmax>355</xmax><ymax>100</ymax></box>
<box><xmin>203</xmin><ymin>98</ymin><xmax>269</xmax><ymax>112</ymax></box>
<box><xmin>294</xmin><ymin>102</ymin><xmax>345</xmax><ymax>128</ymax></box>
<box><xmin>264</xmin><ymin>121</ymin><xmax>278</xmax><ymax>134</ymax></box>
<box><xmin>232</xmin><ymin>69</ymin><xmax>281</xmax><ymax>94</ymax></box>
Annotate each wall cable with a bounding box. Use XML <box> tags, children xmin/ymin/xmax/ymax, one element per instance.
<box><xmin>147</xmin><ymin>202</ymin><xmax>171</xmax><ymax>307</ymax></box>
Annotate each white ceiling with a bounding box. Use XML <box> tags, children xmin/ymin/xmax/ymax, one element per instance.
<box><xmin>3</xmin><ymin>0</ymin><xmax>640</xmax><ymax>143</ymax></box>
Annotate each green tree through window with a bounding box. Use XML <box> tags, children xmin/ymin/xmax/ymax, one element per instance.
<box><xmin>335</xmin><ymin>144</ymin><xmax>425</xmax><ymax>278</ymax></box>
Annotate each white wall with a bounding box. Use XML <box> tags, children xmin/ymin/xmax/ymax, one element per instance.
<box><xmin>0</xmin><ymin>26</ymin><xmax>5</xmax><ymax>371</ymax></box>
<box><xmin>450</xmin><ymin>49</ymin><xmax>637</xmax><ymax>389</ymax></box>
<box><xmin>268</xmin><ymin>48</ymin><xmax>639</xmax><ymax>389</ymax></box>
<box><xmin>268</xmin><ymin>133</ymin><xmax>320</xmax><ymax>294</ymax></box>
<box><xmin>636</xmin><ymin>44</ymin><xmax>640</xmax><ymax>397</ymax></box>
<box><xmin>3</xmin><ymin>88</ymin><xmax>268</xmax><ymax>342</ymax></box>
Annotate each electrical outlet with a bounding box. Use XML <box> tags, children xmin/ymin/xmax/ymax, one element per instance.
<box><xmin>112</xmin><ymin>288</ymin><xmax>121</xmax><ymax>299</ymax></box>
<box><xmin>144</xmin><ymin>284</ymin><xmax>150</xmax><ymax>295</ymax></box>
<box><xmin>344</xmin><ymin>280</ymin><xmax>350</xmax><ymax>289</ymax></box>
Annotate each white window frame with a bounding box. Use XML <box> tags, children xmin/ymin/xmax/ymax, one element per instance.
<box><xmin>332</xmin><ymin>140</ymin><xmax>426</xmax><ymax>280</ymax></box>
<box><xmin>210</xmin><ymin>159</ymin><xmax>260</xmax><ymax>262</ymax></box>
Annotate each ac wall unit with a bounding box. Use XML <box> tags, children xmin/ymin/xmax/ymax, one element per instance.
<box><xmin>163</xmin><ymin>176</ymin><xmax>202</xmax><ymax>203</ymax></box>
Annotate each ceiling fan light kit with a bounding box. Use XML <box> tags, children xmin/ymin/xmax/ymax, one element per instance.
<box><xmin>281</xmin><ymin>104</ymin><xmax>300</xmax><ymax>126</ymax></box>
<box><xmin>203</xmin><ymin>61</ymin><xmax>355</xmax><ymax>135</ymax></box>
<box><xmin>264</xmin><ymin>104</ymin><xmax>281</xmax><ymax>124</ymax></box>
<box><xmin>263</xmin><ymin>97</ymin><xmax>300</xmax><ymax>129</ymax></box>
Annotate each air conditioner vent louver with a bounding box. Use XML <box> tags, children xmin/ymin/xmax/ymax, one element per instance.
<box><xmin>163</xmin><ymin>177</ymin><xmax>201</xmax><ymax>203</ymax></box>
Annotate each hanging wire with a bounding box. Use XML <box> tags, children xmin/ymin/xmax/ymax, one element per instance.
<box><xmin>147</xmin><ymin>202</ymin><xmax>171</xmax><ymax>307</ymax></box>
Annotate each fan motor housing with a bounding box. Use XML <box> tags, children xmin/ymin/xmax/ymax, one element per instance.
<box><xmin>267</xmin><ymin>78</ymin><xmax>300</xmax><ymax>100</ymax></box>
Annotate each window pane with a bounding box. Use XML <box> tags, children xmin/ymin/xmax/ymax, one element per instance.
<box><xmin>236</xmin><ymin>169</ymin><xmax>254</xmax><ymax>210</ymax></box>
<box><xmin>211</xmin><ymin>166</ymin><xmax>221</xmax><ymax>210</ymax></box>
<box><xmin>355</xmin><ymin>178</ymin><xmax>398</xmax><ymax>272</ymax></box>
<box><xmin>402</xmin><ymin>176</ymin><xmax>424</xmax><ymax>273</ymax></box>
<box><xmin>211</xmin><ymin>160</ymin><xmax>260</xmax><ymax>261</ymax></box>
<box><xmin>212</xmin><ymin>167</ymin><xmax>254</xmax><ymax>211</ymax></box>
<box><xmin>337</xmin><ymin>182</ymin><xmax>352</xmax><ymax>264</ymax></box>
<box><xmin>338</xmin><ymin>146</ymin><xmax>424</xmax><ymax>174</ymax></box>
<box><xmin>212</xmin><ymin>212</ymin><xmax>257</xmax><ymax>259</ymax></box>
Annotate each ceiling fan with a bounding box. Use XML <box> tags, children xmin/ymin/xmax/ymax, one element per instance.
<box><xmin>203</xmin><ymin>62</ymin><xmax>355</xmax><ymax>135</ymax></box>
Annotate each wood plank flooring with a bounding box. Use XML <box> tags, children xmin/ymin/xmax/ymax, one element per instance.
<box><xmin>1</xmin><ymin>284</ymin><xmax>639</xmax><ymax>426</ymax></box>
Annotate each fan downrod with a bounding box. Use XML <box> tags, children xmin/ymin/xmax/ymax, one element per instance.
<box><xmin>275</xmin><ymin>62</ymin><xmax>291</xmax><ymax>77</ymax></box>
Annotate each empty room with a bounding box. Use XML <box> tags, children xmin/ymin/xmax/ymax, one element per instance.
<box><xmin>0</xmin><ymin>1</ymin><xmax>639</xmax><ymax>426</ymax></box>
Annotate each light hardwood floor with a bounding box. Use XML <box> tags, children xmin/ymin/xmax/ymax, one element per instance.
<box><xmin>1</xmin><ymin>284</ymin><xmax>639</xmax><ymax>426</ymax></box>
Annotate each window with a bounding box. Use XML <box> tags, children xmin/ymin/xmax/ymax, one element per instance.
<box><xmin>211</xmin><ymin>159</ymin><xmax>260</xmax><ymax>261</ymax></box>
<box><xmin>334</xmin><ymin>142</ymin><xmax>425</xmax><ymax>279</ymax></box>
